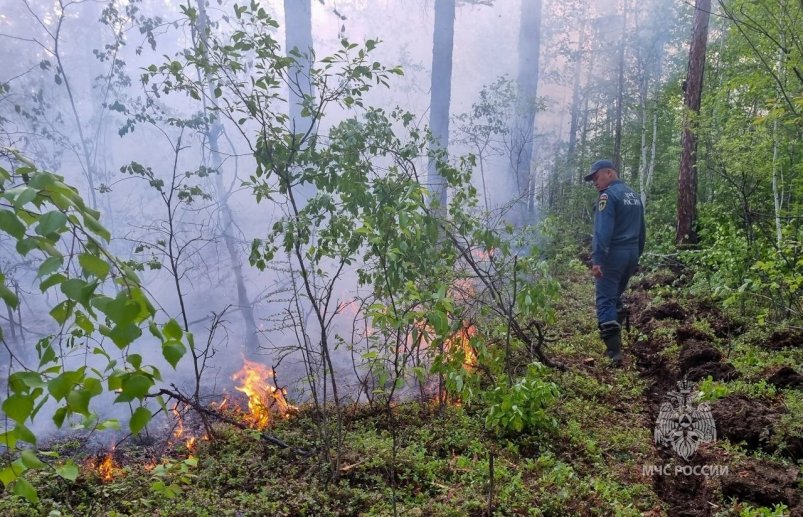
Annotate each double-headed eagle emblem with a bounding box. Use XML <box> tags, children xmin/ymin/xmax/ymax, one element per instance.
<box><xmin>654</xmin><ymin>379</ymin><xmax>716</xmax><ymax>460</ymax></box>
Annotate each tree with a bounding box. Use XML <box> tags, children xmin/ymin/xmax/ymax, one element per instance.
<box><xmin>676</xmin><ymin>0</ymin><xmax>711</xmax><ymax>245</ymax></box>
<box><xmin>285</xmin><ymin>0</ymin><xmax>315</xmax><ymax>139</ymax></box>
<box><xmin>509</xmin><ymin>0</ymin><xmax>543</xmax><ymax>222</ymax></box>
<box><xmin>428</xmin><ymin>0</ymin><xmax>455</xmax><ymax>212</ymax></box>
<box><xmin>194</xmin><ymin>0</ymin><xmax>260</xmax><ymax>358</ymax></box>
<box><xmin>0</xmin><ymin>150</ymin><xmax>187</xmax><ymax>502</ymax></box>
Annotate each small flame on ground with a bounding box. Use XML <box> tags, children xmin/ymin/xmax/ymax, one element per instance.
<box><xmin>232</xmin><ymin>358</ymin><xmax>296</xmax><ymax>429</ymax></box>
<box><xmin>86</xmin><ymin>452</ymin><xmax>117</xmax><ymax>482</ymax></box>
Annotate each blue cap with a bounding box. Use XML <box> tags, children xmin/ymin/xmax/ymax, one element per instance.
<box><xmin>584</xmin><ymin>159</ymin><xmax>615</xmax><ymax>181</ymax></box>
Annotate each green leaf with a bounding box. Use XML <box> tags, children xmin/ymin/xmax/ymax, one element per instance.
<box><xmin>0</xmin><ymin>430</ymin><xmax>17</xmax><ymax>449</ymax></box>
<box><xmin>82</xmin><ymin>212</ymin><xmax>110</xmax><ymax>242</ymax></box>
<box><xmin>40</xmin><ymin>273</ymin><xmax>67</xmax><ymax>292</ymax></box>
<box><xmin>78</xmin><ymin>253</ymin><xmax>110</xmax><ymax>279</ymax></box>
<box><xmin>74</xmin><ymin>311</ymin><xmax>95</xmax><ymax>333</ymax></box>
<box><xmin>163</xmin><ymin>319</ymin><xmax>183</xmax><ymax>340</ymax></box>
<box><xmin>2</xmin><ymin>394</ymin><xmax>33</xmax><ymax>424</ymax></box>
<box><xmin>20</xmin><ymin>450</ymin><xmax>46</xmax><ymax>469</ymax></box>
<box><xmin>0</xmin><ymin>284</ymin><xmax>19</xmax><ymax>309</ymax></box>
<box><xmin>37</xmin><ymin>256</ymin><xmax>63</xmax><ymax>278</ymax></box>
<box><xmin>109</xmin><ymin>323</ymin><xmax>142</xmax><ymax>349</ymax></box>
<box><xmin>98</xmin><ymin>419</ymin><xmax>121</xmax><ymax>431</ymax></box>
<box><xmin>129</xmin><ymin>407</ymin><xmax>151</xmax><ymax>435</ymax></box>
<box><xmin>83</xmin><ymin>377</ymin><xmax>102</xmax><ymax>397</ymax></box>
<box><xmin>49</xmin><ymin>300</ymin><xmax>74</xmax><ymax>325</ymax></box>
<box><xmin>52</xmin><ymin>407</ymin><xmax>67</xmax><ymax>427</ymax></box>
<box><xmin>8</xmin><ymin>372</ymin><xmax>46</xmax><ymax>393</ymax></box>
<box><xmin>0</xmin><ymin>211</ymin><xmax>27</xmax><ymax>239</ymax></box>
<box><xmin>116</xmin><ymin>373</ymin><xmax>153</xmax><ymax>402</ymax></box>
<box><xmin>48</xmin><ymin>371</ymin><xmax>81</xmax><ymax>401</ymax></box>
<box><xmin>162</xmin><ymin>340</ymin><xmax>186</xmax><ymax>369</ymax></box>
<box><xmin>55</xmin><ymin>460</ymin><xmax>79</xmax><ymax>481</ymax></box>
<box><xmin>66</xmin><ymin>388</ymin><xmax>92</xmax><ymax>416</ymax></box>
<box><xmin>128</xmin><ymin>354</ymin><xmax>142</xmax><ymax>370</ymax></box>
<box><xmin>60</xmin><ymin>278</ymin><xmax>96</xmax><ymax>306</ymax></box>
<box><xmin>0</xmin><ymin>466</ymin><xmax>20</xmax><ymax>487</ymax></box>
<box><xmin>36</xmin><ymin>210</ymin><xmax>67</xmax><ymax>236</ymax></box>
<box><xmin>13</xmin><ymin>187</ymin><xmax>37</xmax><ymax>209</ymax></box>
<box><xmin>14</xmin><ymin>424</ymin><xmax>36</xmax><ymax>445</ymax></box>
<box><xmin>13</xmin><ymin>477</ymin><xmax>39</xmax><ymax>503</ymax></box>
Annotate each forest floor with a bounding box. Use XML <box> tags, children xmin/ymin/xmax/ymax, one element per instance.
<box><xmin>1</xmin><ymin>263</ymin><xmax>801</xmax><ymax>516</ymax></box>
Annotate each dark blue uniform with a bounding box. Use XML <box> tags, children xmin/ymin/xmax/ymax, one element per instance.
<box><xmin>593</xmin><ymin>180</ymin><xmax>646</xmax><ymax>325</ymax></box>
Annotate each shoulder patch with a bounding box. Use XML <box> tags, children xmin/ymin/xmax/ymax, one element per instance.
<box><xmin>598</xmin><ymin>193</ymin><xmax>608</xmax><ymax>212</ymax></box>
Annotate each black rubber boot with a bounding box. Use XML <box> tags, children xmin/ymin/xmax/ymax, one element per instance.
<box><xmin>599</xmin><ymin>321</ymin><xmax>623</xmax><ymax>367</ymax></box>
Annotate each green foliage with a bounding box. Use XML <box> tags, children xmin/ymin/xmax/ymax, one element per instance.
<box><xmin>0</xmin><ymin>156</ymin><xmax>188</xmax><ymax>502</ymax></box>
<box><xmin>685</xmin><ymin>209</ymin><xmax>803</xmax><ymax>322</ymax></box>
<box><xmin>484</xmin><ymin>364</ymin><xmax>559</xmax><ymax>434</ymax></box>
<box><xmin>735</xmin><ymin>503</ymin><xmax>790</xmax><ymax>517</ymax></box>
<box><xmin>698</xmin><ymin>376</ymin><xmax>777</xmax><ymax>402</ymax></box>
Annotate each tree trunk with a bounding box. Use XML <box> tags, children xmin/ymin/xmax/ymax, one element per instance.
<box><xmin>566</xmin><ymin>9</ymin><xmax>588</xmax><ymax>182</ymax></box>
<box><xmin>428</xmin><ymin>0</ymin><xmax>455</xmax><ymax>212</ymax></box>
<box><xmin>613</xmin><ymin>3</ymin><xmax>627</xmax><ymax>172</ymax></box>
<box><xmin>510</xmin><ymin>0</ymin><xmax>543</xmax><ymax>223</ymax></box>
<box><xmin>285</xmin><ymin>0</ymin><xmax>314</xmax><ymax>138</ymax></box>
<box><xmin>198</xmin><ymin>1</ymin><xmax>260</xmax><ymax>358</ymax></box>
<box><xmin>676</xmin><ymin>0</ymin><xmax>711</xmax><ymax>245</ymax></box>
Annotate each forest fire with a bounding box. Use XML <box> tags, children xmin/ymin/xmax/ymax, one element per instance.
<box><xmin>85</xmin><ymin>452</ymin><xmax>117</xmax><ymax>482</ymax></box>
<box><xmin>231</xmin><ymin>358</ymin><xmax>296</xmax><ymax>429</ymax></box>
<box><xmin>445</xmin><ymin>322</ymin><xmax>478</xmax><ymax>369</ymax></box>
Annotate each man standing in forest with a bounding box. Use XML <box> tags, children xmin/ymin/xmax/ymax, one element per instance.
<box><xmin>585</xmin><ymin>159</ymin><xmax>646</xmax><ymax>367</ymax></box>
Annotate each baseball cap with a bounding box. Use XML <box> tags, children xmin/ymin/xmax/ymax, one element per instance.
<box><xmin>584</xmin><ymin>159</ymin><xmax>615</xmax><ymax>181</ymax></box>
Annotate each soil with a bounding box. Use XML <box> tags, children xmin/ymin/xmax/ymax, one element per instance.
<box><xmin>767</xmin><ymin>366</ymin><xmax>803</xmax><ymax>389</ymax></box>
<box><xmin>626</xmin><ymin>273</ymin><xmax>802</xmax><ymax>516</ymax></box>
<box><xmin>710</xmin><ymin>394</ymin><xmax>778</xmax><ymax>450</ymax></box>
<box><xmin>720</xmin><ymin>459</ymin><xmax>801</xmax><ymax>511</ymax></box>
<box><xmin>685</xmin><ymin>362</ymin><xmax>739</xmax><ymax>382</ymax></box>
<box><xmin>678</xmin><ymin>340</ymin><xmax>722</xmax><ymax>371</ymax></box>
<box><xmin>637</xmin><ymin>301</ymin><xmax>687</xmax><ymax>327</ymax></box>
<box><xmin>763</xmin><ymin>328</ymin><xmax>803</xmax><ymax>351</ymax></box>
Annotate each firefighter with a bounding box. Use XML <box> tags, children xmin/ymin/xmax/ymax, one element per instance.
<box><xmin>584</xmin><ymin>159</ymin><xmax>646</xmax><ymax>366</ymax></box>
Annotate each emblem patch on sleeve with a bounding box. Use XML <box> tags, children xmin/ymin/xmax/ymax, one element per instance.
<box><xmin>598</xmin><ymin>193</ymin><xmax>608</xmax><ymax>212</ymax></box>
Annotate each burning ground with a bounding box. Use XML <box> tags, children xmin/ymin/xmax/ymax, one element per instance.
<box><xmin>1</xmin><ymin>264</ymin><xmax>801</xmax><ymax>515</ymax></box>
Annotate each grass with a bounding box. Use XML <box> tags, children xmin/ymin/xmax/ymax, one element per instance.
<box><xmin>1</xmin><ymin>267</ymin><xmax>800</xmax><ymax>515</ymax></box>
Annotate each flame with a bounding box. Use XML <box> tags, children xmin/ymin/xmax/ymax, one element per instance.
<box><xmin>172</xmin><ymin>407</ymin><xmax>185</xmax><ymax>439</ymax></box>
<box><xmin>445</xmin><ymin>322</ymin><xmax>478</xmax><ymax>369</ymax></box>
<box><xmin>232</xmin><ymin>358</ymin><xmax>296</xmax><ymax>429</ymax></box>
<box><xmin>86</xmin><ymin>452</ymin><xmax>117</xmax><ymax>482</ymax></box>
<box><xmin>185</xmin><ymin>436</ymin><xmax>197</xmax><ymax>451</ymax></box>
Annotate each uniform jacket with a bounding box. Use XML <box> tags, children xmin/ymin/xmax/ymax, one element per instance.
<box><xmin>592</xmin><ymin>179</ymin><xmax>646</xmax><ymax>265</ymax></box>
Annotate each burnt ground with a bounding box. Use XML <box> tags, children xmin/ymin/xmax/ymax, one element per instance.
<box><xmin>624</xmin><ymin>268</ymin><xmax>803</xmax><ymax>516</ymax></box>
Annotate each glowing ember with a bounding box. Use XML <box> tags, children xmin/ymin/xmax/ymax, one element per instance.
<box><xmin>232</xmin><ymin>358</ymin><xmax>296</xmax><ymax>429</ymax></box>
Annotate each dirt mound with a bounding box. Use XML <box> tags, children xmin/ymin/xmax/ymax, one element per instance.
<box><xmin>767</xmin><ymin>366</ymin><xmax>803</xmax><ymax>390</ymax></box>
<box><xmin>679</xmin><ymin>340</ymin><xmax>722</xmax><ymax>370</ymax></box>
<box><xmin>633</xmin><ymin>271</ymin><xmax>677</xmax><ymax>290</ymax></box>
<box><xmin>640</xmin><ymin>301</ymin><xmax>686</xmax><ymax>323</ymax></box>
<box><xmin>710</xmin><ymin>394</ymin><xmax>778</xmax><ymax>451</ymax></box>
<box><xmin>676</xmin><ymin>324</ymin><xmax>714</xmax><ymax>343</ymax></box>
<box><xmin>721</xmin><ymin>460</ymin><xmax>801</xmax><ymax>511</ymax></box>
<box><xmin>763</xmin><ymin>328</ymin><xmax>803</xmax><ymax>351</ymax></box>
<box><xmin>685</xmin><ymin>362</ymin><xmax>739</xmax><ymax>382</ymax></box>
